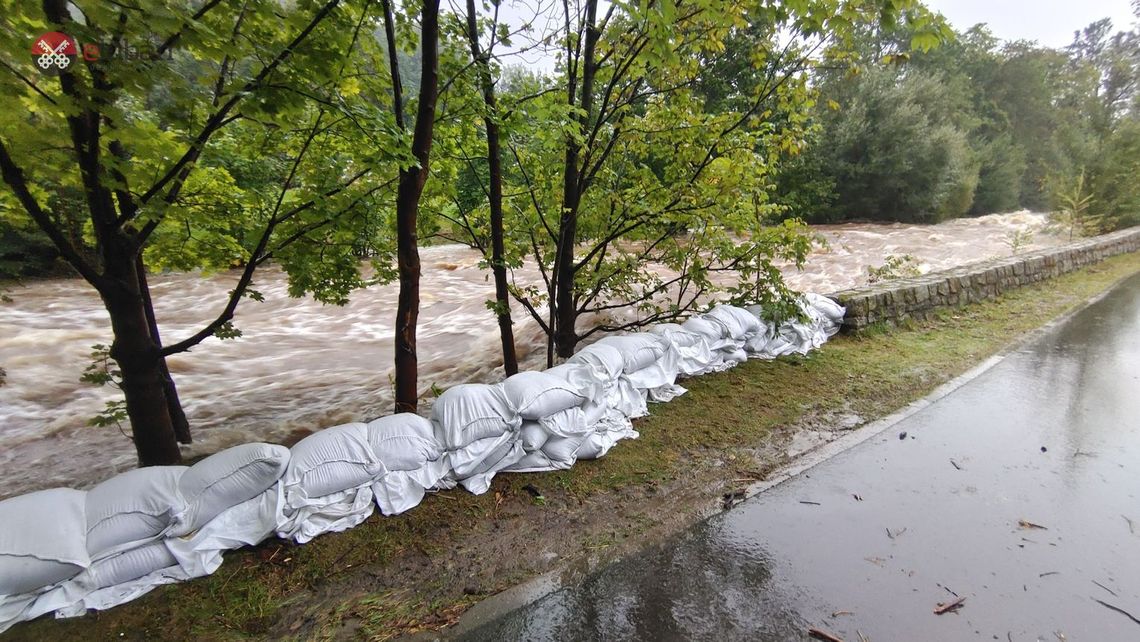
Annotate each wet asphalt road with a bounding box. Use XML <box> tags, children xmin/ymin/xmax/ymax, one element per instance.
<box><xmin>458</xmin><ymin>272</ymin><xmax>1140</xmax><ymax>642</ymax></box>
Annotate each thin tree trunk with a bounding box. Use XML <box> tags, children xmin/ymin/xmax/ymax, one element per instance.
<box><xmin>553</xmin><ymin>0</ymin><xmax>601</xmax><ymax>359</ymax></box>
<box><xmin>391</xmin><ymin>0</ymin><xmax>441</xmax><ymax>412</ymax></box>
<box><xmin>464</xmin><ymin>0</ymin><xmax>518</xmax><ymax>376</ymax></box>
<box><xmin>102</xmin><ymin>252</ymin><xmax>182</xmax><ymax>465</ymax></box>
<box><xmin>136</xmin><ymin>256</ymin><xmax>191</xmax><ymax>443</ymax></box>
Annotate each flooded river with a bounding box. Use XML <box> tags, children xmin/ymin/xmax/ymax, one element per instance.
<box><xmin>0</xmin><ymin>211</ymin><xmax>1058</xmax><ymax>497</ymax></box>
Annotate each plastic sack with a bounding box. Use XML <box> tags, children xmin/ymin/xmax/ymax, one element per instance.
<box><xmin>501</xmin><ymin>371</ymin><xmax>588</xmax><ymax>420</ymax></box>
<box><xmin>594</xmin><ymin>333</ymin><xmax>667</xmax><ymax>373</ymax></box>
<box><xmin>277</xmin><ymin>423</ymin><xmax>380</xmax><ymax>542</ymax></box>
<box><xmin>366</xmin><ymin>414</ymin><xmax>452</xmax><ymax>516</ymax></box>
<box><xmin>85</xmin><ymin>466</ymin><xmax>186</xmax><ymax>559</ymax></box>
<box><xmin>0</xmin><ymin>488</ymin><xmax>89</xmax><ymax>598</ymax></box>
<box><xmin>173</xmin><ymin>442</ymin><xmax>289</xmax><ymax>537</ymax></box>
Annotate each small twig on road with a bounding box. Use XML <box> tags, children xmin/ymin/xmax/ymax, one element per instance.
<box><xmin>1039</xmin><ymin>571</ymin><xmax>1060</xmax><ymax>578</ymax></box>
<box><xmin>1124</xmin><ymin>515</ymin><xmax>1135</xmax><ymax>535</ymax></box>
<box><xmin>1018</xmin><ymin>519</ymin><xmax>1048</xmax><ymax>530</ymax></box>
<box><xmin>950</xmin><ymin>459</ymin><xmax>962</xmax><ymax>470</ymax></box>
<box><xmin>800</xmin><ymin>500</ymin><xmax>822</xmax><ymax>506</ymax></box>
<box><xmin>1093</xmin><ymin>580</ymin><xmax>1119</xmax><ymax>597</ymax></box>
<box><xmin>886</xmin><ymin>527</ymin><xmax>907</xmax><ymax>540</ymax></box>
<box><xmin>934</xmin><ymin>596</ymin><xmax>966</xmax><ymax>614</ymax></box>
<box><xmin>857</xmin><ymin>631</ymin><xmax>870</xmax><ymax>642</ymax></box>
<box><xmin>1093</xmin><ymin>598</ymin><xmax>1140</xmax><ymax>626</ymax></box>
<box><xmin>939</xmin><ymin>584</ymin><xmax>960</xmax><ymax>598</ymax></box>
<box><xmin>831</xmin><ymin>610</ymin><xmax>854</xmax><ymax>618</ymax></box>
<box><xmin>808</xmin><ymin>627</ymin><xmax>844</xmax><ymax>642</ymax></box>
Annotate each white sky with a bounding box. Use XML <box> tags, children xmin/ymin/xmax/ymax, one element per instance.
<box><xmin>923</xmin><ymin>0</ymin><xmax>1137</xmax><ymax>47</ymax></box>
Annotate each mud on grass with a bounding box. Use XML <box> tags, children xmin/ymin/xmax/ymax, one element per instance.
<box><xmin>9</xmin><ymin>252</ymin><xmax>1140</xmax><ymax>641</ymax></box>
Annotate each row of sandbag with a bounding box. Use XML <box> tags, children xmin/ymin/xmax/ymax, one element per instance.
<box><xmin>0</xmin><ymin>295</ymin><xmax>845</xmax><ymax>632</ymax></box>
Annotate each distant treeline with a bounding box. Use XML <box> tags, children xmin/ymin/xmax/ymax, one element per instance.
<box><xmin>772</xmin><ymin>18</ymin><xmax>1140</xmax><ymax>227</ymax></box>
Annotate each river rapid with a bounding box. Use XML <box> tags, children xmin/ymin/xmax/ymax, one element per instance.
<box><xmin>0</xmin><ymin>211</ymin><xmax>1058</xmax><ymax>498</ymax></box>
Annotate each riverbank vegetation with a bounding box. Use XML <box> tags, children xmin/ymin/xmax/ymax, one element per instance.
<box><xmin>0</xmin><ymin>0</ymin><xmax>1136</xmax><ymax>467</ymax></box>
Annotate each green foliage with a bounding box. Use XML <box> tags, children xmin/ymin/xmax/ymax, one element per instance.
<box><xmin>781</xmin><ymin>16</ymin><xmax>1140</xmax><ymax>225</ymax></box>
<box><xmin>867</xmin><ymin>253</ymin><xmax>922</xmax><ymax>283</ymax></box>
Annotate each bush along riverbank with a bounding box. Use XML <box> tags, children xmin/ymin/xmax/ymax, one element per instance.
<box><xmin>8</xmin><ymin>250</ymin><xmax>1140</xmax><ymax>641</ymax></box>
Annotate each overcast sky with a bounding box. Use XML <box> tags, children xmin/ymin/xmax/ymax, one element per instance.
<box><xmin>923</xmin><ymin>0</ymin><xmax>1137</xmax><ymax>47</ymax></box>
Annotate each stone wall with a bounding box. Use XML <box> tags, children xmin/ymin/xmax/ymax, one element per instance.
<box><xmin>830</xmin><ymin>226</ymin><xmax>1140</xmax><ymax>331</ymax></box>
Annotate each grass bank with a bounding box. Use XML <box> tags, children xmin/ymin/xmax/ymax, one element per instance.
<box><xmin>10</xmin><ymin>251</ymin><xmax>1140</xmax><ymax>642</ymax></box>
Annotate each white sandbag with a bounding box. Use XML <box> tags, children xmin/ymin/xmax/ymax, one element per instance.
<box><xmin>504</xmin><ymin>435</ymin><xmax>584</xmax><ymax>473</ymax></box>
<box><xmin>649</xmin><ymin>323</ymin><xmax>701</xmax><ymax>348</ymax></box>
<box><xmin>173</xmin><ymin>442</ymin><xmax>289</xmax><ymax>537</ymax></box>
<box><xmin>431</xmin><ymin>384</ymin><xmax>521</xmax><ymax>449</ymax></box>
<box><xmin>543</xmin><ymin>362</ymin><xmax>601</xmax><ymax>399</ymax></box>
<box><xmin>0</xmin><ymin>488</ymin><xmax>89</xmax><ymax>598</ymax></box>
<box><xmin>594</xmin><ymin>333</ymin><xmax>667</xmax><ymax>373</ymax></box>
<box><xmin>706</xmin><ymin>305</ymin><xmax>761</xmax><ymax>340</ymax></box>
<box><xmin>453</xmin><ymin>439</ymin><xmax>525</xmax><ymax>495</ymax></box>
<box><xmin>366</xmin><ymin>414</ymin><xmax>452</xmax><ymax>516</ymax></box>
<box><xmin>502</xmin><ymin>371</ymin><xmax>588</xmax><ymax>420</ymax></box>
<box><xmin>49</xmin><ymin>489</ymin><xmax>281</xmax><ymax>620</ymax></box>
<box><xmin>520</xmin><ymin>422</ymin><xmax>550</xmax><ymax>452</ymax></box>
<box><xmin>78</xmin><ymin>541</ymin><xmax>178</xmax><ymax>591</ymax></box>
<box><xmin>651</xmin><ymin>324</ymin><xmax>717</xmax><ymax>376</ymax></box>
<box><xmin>504</xmin><ymin>408</ymin><xmax>590</xmax><ymax>473</ymax></box>
<box><xmin>681</xmin><ymin>316</ymin><xmax>725</xmax><ymax>341</ymax></box>
<box><xmin>805</xmin><ymin>293</ymin><xmax>846</xmax><ymax>330</ymax></box>
<box><xmin>85</xmin><ymin>466</ymin><xmax>187</xmax><ymax>559</ymax></box>
<box><xmin>283</xmin><ymin>423</ymin><xmax>380</xmax><ymax>502</ymax></box>
<box><xmin>566</xmin><ymin>343</ymin><xmax>625</xmax><ymax>382</ymax></box>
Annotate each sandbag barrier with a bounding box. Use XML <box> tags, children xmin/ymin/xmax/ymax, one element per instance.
<box><xmin>0</xmin><ymin>296</ymin><xmax>843</xmax><ymax>632</ymax></box>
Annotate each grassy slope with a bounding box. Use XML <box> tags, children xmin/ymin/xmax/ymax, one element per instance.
<box><xmin>9</xmin><ymin>251</ymin><xmax>1140</xmax><ymax>641</ymax></box>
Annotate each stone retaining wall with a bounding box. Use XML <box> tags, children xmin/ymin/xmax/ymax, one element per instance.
<box><xmin>829</xmin><ymin>226</ymin><xmax>1140</xmax><ymax>330</ymax></box>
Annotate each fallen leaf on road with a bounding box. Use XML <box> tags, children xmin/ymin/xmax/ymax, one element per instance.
<box><xmin>1018</xmin><ymin>519</ymin><xmax>1048</xmax><ymax>530</ymax></box>
<box><xmin>831</xmin><ymin>610</ymin><xmax>854</xmax><ymax>618</ymax></box>
<box><xmin>934</xmin><ymin>597</ymin><xmax>966</xmax><ymax>615</ymax></box>
<box><xmin>808</xmin><ymin>627</ymin><xmax>844</xmax><ymax>642</ymax></box>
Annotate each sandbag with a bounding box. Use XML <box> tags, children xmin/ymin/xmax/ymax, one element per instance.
<box><xmin>282</xmin><ymin>422</ymin><xmax>380</xmax><ymax>505</ymax></box>
<box><xmin>0</xmin><ymin>488</ymin><xmax>89</xmax><ymax>598</ymax></box>
<box><xmin>501</xmin><ymin>371</ymin><xmax>588</xmax><ymax>420</ymax></box>
<box><xmin>566</xmin><ymin>343</ymin><xmax>625</xmax><ymax>382</ymax></box>
<box><xmin>173</xmin><ymin>442</ymin><xmax>289</xmax><ymax>537</ymax></box>
<box><xmin>452</xmin><ymin>438</ymin><xmax>525</xmax><ymax>495</ymax></box>
<box><xmin>681</xmin><ymin>316</ymin><xmax>726</xmax><ymax>341</ymax></box>
<box><xmin>543</xmin><ymin>362</ymin><xmax>601</xmax><ymax>399</ymax></box>
<box><xmin>651</xmin><ymin>323</ymin><xmax>717</xmax><ymax>376</ymax></box>
<box><xmin>80</xmin><ymin>541</ymin><xmax>178</xmax><ymax>591</ymax></box>
<box><xmin>594</xmin><ymin>333</ymin><xmax>667</xmax><ymax>373</ymax></box>
<box><xmin>366</xmin><ymin>414</ymin><xmax>452</xmax><ymax>516</ymax></box>
<box><xmin>431</xmin><ymin>384</ymin><xmax>521</xmax><ymax>449</ymax></box>
<box><xmin>85</xmin><ymin>466</ymin><xmax>187</xmax><ymax>559</ymax></box>
<box><xmin>706</xmin><ymin>305</ymin><xmax>761</xmax><ymax>340</ymax></box>
<box><xmin>520</xmin><ymin>422</ymin><xmax>550</xmax><ymax>452</ymax></box>
<box><xmin>503</xmin><ymin>408</ymin><xmax>590</xmax><ymax>473</ymax></box>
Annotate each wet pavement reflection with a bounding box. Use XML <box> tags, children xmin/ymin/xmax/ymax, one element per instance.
<box><xmin>458</xmin><ymin>272</ymin><xmax>1140</xmax><ymax>641</ymax></box>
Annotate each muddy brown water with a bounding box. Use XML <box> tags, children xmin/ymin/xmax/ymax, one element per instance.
<box><xmin>453</xmin><ymin>271</ymin><xmax>1140</xmax><ymax>641</ymax></box>
<box><xmin>0</xmin><ymin>212</ymin><xmax>1058</xmax><ymax>498</ymax></box>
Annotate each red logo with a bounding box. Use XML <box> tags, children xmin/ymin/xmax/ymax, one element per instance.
<box><xmin>31</xmin><ymin>32</ymin><xmax>78</xmax><ymax>73</ymax></box>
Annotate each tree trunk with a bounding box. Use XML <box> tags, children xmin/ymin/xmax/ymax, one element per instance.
<box><xmin>464</xmin><ymin>0</ymin><xmax>518</xmax><ymax>376</ymax></box>
<box><xmin>553</xmin><ymin>0</ymin><xmax>600</xmax><ymax>359</ymax></box>
<box><xmin>136</xmin><ymin>256</ymin><xmax>191</xmax><ymax>443</ymax></box>
<box><xmin>393</xmin><ymin>0</ymin><xmax>441</xmax><ymax>413</ymax></box>
<box><xmin>101</xmin><ymin>256</ymin><xmax>182</xmax><ymax>465</ymax></box>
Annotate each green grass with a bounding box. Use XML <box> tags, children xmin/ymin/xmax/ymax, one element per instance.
<box><xmin>9</xmin><ymin>251</ymin><xmax>1140</xmax><ymax>641</ymax></box>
